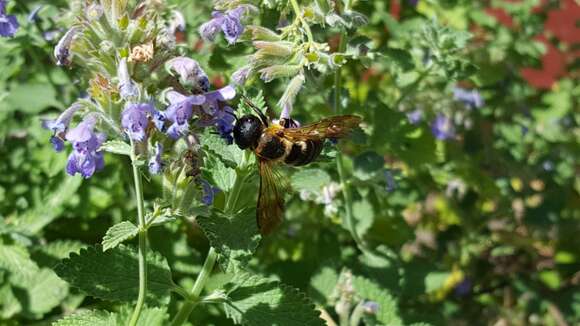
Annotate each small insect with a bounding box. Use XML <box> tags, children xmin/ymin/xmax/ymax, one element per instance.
<box><xmin>233</xmin><ymin>97</ymin><xmax>361</xmax><ymax>235</ymax></box>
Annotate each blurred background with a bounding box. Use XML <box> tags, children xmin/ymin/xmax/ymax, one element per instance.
<box><xmin>0</xmin><ymin>0</ymin><xmax>578</xmax><ymax>325</ymax></box>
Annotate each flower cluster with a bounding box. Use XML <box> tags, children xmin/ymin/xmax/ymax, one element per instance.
<box><xmin>42</xmin><ymin>1</ymin><xmax>238</xmax><ymax>190</ymax></box>
<box><xmin>199</xmin><ymin>5</ymin><xmax>256</xmax><ymax>44</ymax></box>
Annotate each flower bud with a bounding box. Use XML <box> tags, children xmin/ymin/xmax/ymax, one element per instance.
<box><xmin>259</xmin><ymin>65</ymin><xmax>301</xmax><ymax>83</ymax></box>
<box><xmin>54</xmin><ymin>27</ymin><xmax>81</xmax><ymax>66</ymax></box>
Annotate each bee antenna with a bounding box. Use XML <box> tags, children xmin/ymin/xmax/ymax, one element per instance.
<box><xmin>240</xmin><ymin>94</ymin><xmax>269</xmax><ymax>126</ymax></box>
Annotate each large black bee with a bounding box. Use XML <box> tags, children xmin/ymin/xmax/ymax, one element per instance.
<box><xmin>233</xmin><ymin>98</ymin><xmax>361</xmax><ymax>235</ymax></box>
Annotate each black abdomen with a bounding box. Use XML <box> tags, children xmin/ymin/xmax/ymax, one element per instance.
<box><xmin>257</xmin><ymin>134</ymin><xmax>287</xmax><ymax>160</ymax></box>
<box><xmin>284</xmin><ymin>140</ymin><xmax>323</xmax><ymax>166</ymax></box>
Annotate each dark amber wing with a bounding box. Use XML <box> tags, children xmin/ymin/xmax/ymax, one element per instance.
<box><xmin>281</xmin><ymin>115</ymin><xmax>361</xmax><ymax>141</ymax></box>
<box><xmin>257</xmin><ymin>159</ymin><xmax>287</xmax><ymax>235</ymax></box>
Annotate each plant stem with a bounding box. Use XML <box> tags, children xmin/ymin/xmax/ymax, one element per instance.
<box><xmin>170</xmin><ymin>167</ymin><xmax>247</xmax><ymax>326</ymax></box>
<box><xmin>128</xmin><ymin>141</ymin><xmax>148</xmax><ymax>326</ymax></box>
<box><xmin>333</xmin><ymin>28</ymin><xmax>365</xmax><ymax>251</ymax></box>
<box><xmin>290</xmin><ymin>0</ymin><xmax>314</xmax><ymax>44</ymax></box>
<box><xmin>170</xmin><ymin>247</ymin><xmax>217</xmax><ymax>326</ymax></box>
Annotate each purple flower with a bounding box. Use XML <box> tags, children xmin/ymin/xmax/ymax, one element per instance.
<box><xmin>117</xmin><ymin>58</ymin><xmax>138</xmax><ymax>99</ymax></box>
<box><xmin>165</xmin><ymin>57</ymin><xmax>209</xmax><ymax>92</ymax></box>
<box><xmin>163</xmin><ymin>91</ymin><xmax>206</xmax><ymax>139</ymax></box>
<box><xmin>199</xmin><ymin>5</ymin><xmax>256</xmax><ymax>44</ymax></box>
<box><xmin>407</xmin><ymin>0</ymin><xmax>419</xmax><ymax>7</ymax></box>
<box><xmin>200</xmin><ymin>179</ymin><xmax>220</xmax><ymax>205</ymax></box>
<box><xmin>148</xmin><ymin>143</ymin><xmax>164</xmax><ymax>174</ymax></box>
<box><xmin>453</xmin><ymin>87</ymin><xmax>484</xmax><ymax>109</ymax></box>
<box><xmin>54</xmin><ymin>27</ymin><xmax>80</xmax><ymax>66</ymax></box>
<box><xmin>121</xmin><ymin>103</ymin><xmax>155</xmax><ymax>141</ymax></box>
<box><xmin>431</xmin><ymin>114</ymin><xmax>455</xmax><ymax>140</ymax></box>
<box><xmin>41</xmin><ymin>103</ymin><xmax>83</xmax><ymax>152</ymax></box>
<box><xmin>407</xmin><ymin>109</ymin><xmax>423</xmax><ymax>124</ymax></box>
<box><xmin>214</xmin><ymin>106</ymin><xmax>236</xmax><ymax>144</ymax></box>
<box><xmin>65</xmin><ymin>115</ymin><xmax>106</xmax><ymax>178</ymax></box>
<box><xmin>0</xmin><ymin>0</ymin><xmax>19</xmax><ymax>38</ymax></box>
<box><xmin>199</xmin><ymin>86</ymin><xmax>237</xmax><ymax>142</ymax></box>
<box><xmin>231</xmin><ymin>66</ymin><xmax>251</xmax><ymax>85</ymax></box>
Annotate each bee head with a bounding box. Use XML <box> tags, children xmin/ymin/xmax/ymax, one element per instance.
<box><xmin>233</xmin><ymin>115</ymin><xmax>264</xmax><ymax>150</ymax></box>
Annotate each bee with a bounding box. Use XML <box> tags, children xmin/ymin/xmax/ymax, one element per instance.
<box><xmin>232</xmin><ymin>98</ymin><xmax>361</xmax><ymax>235</ymax></box>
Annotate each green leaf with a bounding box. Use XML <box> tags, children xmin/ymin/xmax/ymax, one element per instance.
<box><xmin>6</xmin><ymin>82</ymin><xmax>61</xmax><ymax>114</ymax></box>
<box><xmin>32</xmin><ymin>240</ymin><xmax>87</xmax><ymax>268</ymax></box>
<box><xmin>99</xmin><ymin>140</ymin><xmax>132</xmax><ymax>156</ymax></box>
<box><xmin>352</xmin><ymin>198</ymin><xmax>375</xmax><ymax>236</ymax></box>
<box><xmin>52</xmin><ymin>306</ymin><xmax>168</xmax><ymax>326</ymax></box>
<box><xmin>102</xmin><ymin>221</ymin><xmax>139</xmax><ymax>251</ymax></box>
<box><xmin>0</xmin><ymin>244</ymin><xmax>69</xmax><ymax>318</ymax></box>
<box><xmin>224</xmin><ymin>271</ymin><xmax>325</xmax><ymax>326</ymax></box>
<box><xmin>0</xmin><ymin>244</ymin><xmax>38</xmax><ymax>278</ymax></box>
<box><xmin>54</xmin><ymin>245</ymin><xmax>173</xmax><ymax>304</ymax></box>
<box><xmin>201</xmin><ymin>131</ymin><xmax>245</xmax><ymax>168</ymax></box>
<box><xmin>52</xmin><ymin>310</ymin><xmax>116</xmax><ymax>326</ymax></box>
<box><xmin>206</xmin><ymin>156</ymin><xmax>237</xmax><ymax>192</ymax></box>
<box><xmin>197</xmin><ymin>208</ymin><xmax>261</xmax><ymax>270</ymax></box>
<box><xmin>17</xmin><ymin>176</ymin><xmax>83</xmax><ymax>234</ymax></box>
<box><xmin>309</xmin><ymin>266</ymin><xmax>338</xmax><ymax>304</ymax></box>
<box><xmin>116</xmin><ymin>305</ymin><xmax>168</xmax><ymax>326</ymax></box>
<box><xmin>11</xmin><ymin>268</ymin><xmax>69</xmax><ymax>318</ymax></box>
<box><xmin>291</xmin><ymin>169</ymin><xmax>331</xmax><ymax>191</ymax></box>
<box><xmin>353</xmin><ymin>151</ymin><xmax>384</xmax><ymax>181</ymax></box>
<box><xmin>353</xmin><ymin>276</ymin><xmax>402</xmax><ymax>326</ymax></box>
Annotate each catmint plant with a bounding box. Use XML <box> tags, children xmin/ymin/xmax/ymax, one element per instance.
<box><xmin>34</xmin><ymin>0</ymin><xmax>475</xmax><ymax>325</ymax></box>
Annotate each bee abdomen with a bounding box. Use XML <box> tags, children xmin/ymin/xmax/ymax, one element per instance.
<box><xmin>285</xmin><ymin>140</ymin><xmax>323</xmax><ymax>166</ymax></box>
<box><xmin>257</xmin><ymin>134</ymin><xmax>287</xmax><ymax>160</ymax></box>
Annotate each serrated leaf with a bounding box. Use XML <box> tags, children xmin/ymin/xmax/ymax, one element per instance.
<box><xmin>206</xmin><ymin>156</ymin><xmax>236</xmax><ymax>192</ymax></box>
<box><xmin>99</xmin><ymin>140</ymin><xmax>132</xmax><ymax>156</ymax></box>
<box><xmin>52</xmin><ymin>310</ymin><xmax>116</xmax><ymax>326</ymax></box>
<box><xmin>54</xmin><ymin>245</ymin><xmax>173</xmax><ymax>305</ymax></box>
<box><xmin>197</xmin><ymin>208</ymin><xmax>261</xmax><ymax>270</ymax></box>
<box><xmin>352</xmin><ymin>277</ymin><xmax>402</xmax><ymax>326</ymax></box>
<box><xmin>291</xmin><ymin>169</ymin><xmax>331</xmax><ymax>191</ymax></box>
<box><xmin>201</xmin><ymin>131</ymin><xmax>245</xmax><ymax>168</ymax></box>
<box><xmin>224</xmin><ymin>271</ymin><xmax>325</xmax><ymax>326</ymax></box>
<box><xmin>32</xmin><ymin>240</ymin><xmax>87</xmax><ymax>268</ymax></box>
<box><xmin>102</xmin><ymin>221</ymin><xmax>139</xmax><ymax>251</ymax></box>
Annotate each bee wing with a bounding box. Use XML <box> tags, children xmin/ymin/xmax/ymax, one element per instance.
<box><xmin>281</xmin><ymin>115</ymin><xmax>362</xmax><ymax>141</ymax></box>
<box><xmin>257</xmin><ymin>159</ymin><xmax>287</xmax><ymax>235</ymax></box>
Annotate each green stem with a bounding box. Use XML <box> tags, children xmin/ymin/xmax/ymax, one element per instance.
<box><xmin>290</xmin><ymin>0</ymin><xmax>314</xmax><ymax>44</ymax></box>
<box><xmin>170</xmin><ymin>168</ymin><xmax>247</xmax><ymax>326</ymax></box>
<box><xmin>170</xmin><ymin>247</ymin><xmax>217</xmax><ymax>326</ymax></box>
<box><xmin>128</xmin><ymin>141</ymin><xmax>148</xmax><ymax>326</ymax></box>
<box><xmin>333</xmin><ymin>28</ymin><xmax>365</xmax><ymax>251</ymax></box>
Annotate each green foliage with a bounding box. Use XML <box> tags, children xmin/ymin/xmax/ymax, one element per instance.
<box><xmin>54</xmin><ymin>245</ymin><xmax>174</xmax><ymax>305</ymax></box>
<box><xmin>1</xmin><ymin>0</ymin><xmax>579</xmax><ymax>325</ymax></box>
<box><xmin>101</xmin><ymin>221</ymin><xmax>139</xmax><ymax>251</ymax></box>
<box><xmin>197</xmin><ymin>208</ymin><xmax>261</xmax><ymax>270</ymax></box>
<box><xmin>223</xmin><ymin>271</ymin><xmax>325</xmax><ymax>326</ymax></box>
